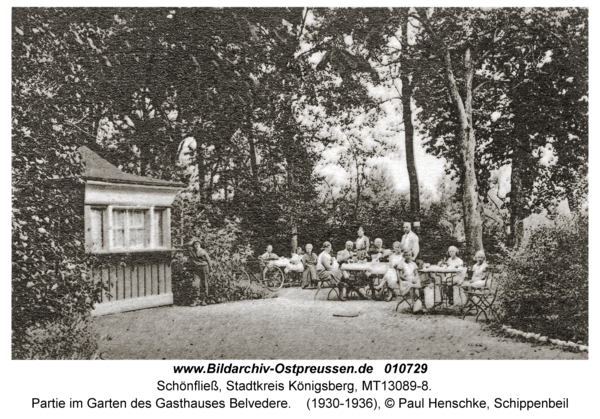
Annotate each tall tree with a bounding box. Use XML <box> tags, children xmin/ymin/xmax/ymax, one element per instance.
<box><xmin>480</xmin><ymin>8</ymin><xmax>588</xmax><ymax>246</ymax></box>
<box><xmin>411</xmin><ymin>7</ymin><xmax>587</xmax><ymax>249</ymax></box>
<box><xmin>411</xmin><ymin>8</ymin><xmax>487</xmax><ymax>255</ymax></box>
<box><xmin>398</xmin><ymin>8</ymin><xmax>420</xmax><ymax>225</ymax></box>
<box><xmin>309</xmin><ymin>8</ymin><xmax>424</xmax><ymax>227</ymax></box>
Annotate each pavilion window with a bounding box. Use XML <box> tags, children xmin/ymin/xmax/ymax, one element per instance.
<box><xmin>154</xmin><ymin>208</ymin><xmax>165</xmax><ymax>248</ymax></box>
<box><xmin>85</xmin><ymin>205</ymin><xmax>171</xmax><ymax>252</ymax></box>
<box><xmin>89</xmin><ymin>207</ymin><xmax>105</xmax><ymax>252</ymax></box>
<box><xmin>112</xmin><ymin>208</ymin><xmax>150</xmax><ymax>250</ymax></box>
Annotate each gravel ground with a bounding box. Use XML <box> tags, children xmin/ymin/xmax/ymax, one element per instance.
<box><xmin>94</xmin><ymin>287</ymin><xmax>587</xmax><ymax>360</ymax></box>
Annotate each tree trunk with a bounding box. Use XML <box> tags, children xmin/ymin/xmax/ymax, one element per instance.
<box><xmin>248</xmin><ymin>136</ymin><xmax>259</xmax><ymax>186</ymax></box>
<box><xmin>461</xmin><ymin>128</ymin><xmax>484</xmax><ymax>256</ymax></box>
<box><xmin>399</xmin><ymin>9</ymin><xmax>420</xmax><ymax>224</ymax></box>
<box><xmin>291</xmin><ymin>223</ymin><xmax>298</xmax><ymax>254</ymax></box>
<box><xmin>508</xmin><ymin>132</ymin><xmax>534</xmax><ymax>247</ymax></box>
<box><xmin>196</xmin><ymin>147</ymin><xmax>205</xmax><ymax>205</ymax></box>
<box><xmin>442</xmin><ymin>47</ymin><xmax>483</xmax><ymax>257</ymax></box>
<box><xmin>355</xmin><ymin>162</ymin><xmax>361</xmax><ymax>222</ymax></box>
<box><xmin>288</xmin><ymin>154</ymin><xmax>298</xmax><ymax>254</ymax></box>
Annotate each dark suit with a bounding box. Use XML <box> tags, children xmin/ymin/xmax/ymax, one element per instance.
<box><xmin>301</xmin><ymin>252</ymin><xmax>318</xmax><ymax>287</ymax></box>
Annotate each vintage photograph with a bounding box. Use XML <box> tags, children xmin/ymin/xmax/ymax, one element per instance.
<box><xmin>12</xmin><ymin>7</ymin><xmax>588</xmax><ymax>360</ymax></box>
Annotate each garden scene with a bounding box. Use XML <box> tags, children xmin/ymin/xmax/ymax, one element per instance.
<box><xmin>12</xmin><ymin>8</ymin><xmax>588</xmax><ymax>360</ymax></box>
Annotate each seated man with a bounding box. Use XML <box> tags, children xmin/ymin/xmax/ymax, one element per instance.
<box><xmin>366</xmin><ymin>238</ymin><xmax>391</xmax><ymax>294</ymax></box>
<box><xmin>259</xmin><ymin>245</ymin><xmax>279</xmax><ymax>264</ymax></box>
<box><xmin>336</xmin><ymin>240</ymin><xmax>356</xmax><ymax>265</ymax></box>
<box><xmin>337</xmin><ymin>241</ymin><xmax>370</xmax><ymax>300</ymax></box>
<box><xmin>368</xmin><ymin>238</ymin><xmax>391</xmax><ymax>262</ymax></box>
<box><xmin>301</xmin><ymin>244</ymin><xmax>318</xmax><ymax>288</ymax></box>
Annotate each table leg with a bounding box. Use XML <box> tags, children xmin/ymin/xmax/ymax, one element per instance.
<box><xmin>447</xmin><ymin>273</ymin><xmax>457</xmax><ymax>306</ymax></box>
<box><xmin>429</xmin><ymin>272</ymin><xmax>442</xmax><ymax>309</ymax></box>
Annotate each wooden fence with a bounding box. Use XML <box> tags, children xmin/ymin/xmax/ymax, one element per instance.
<box><xmin>91</xmin><ymin>251</ymin><xmax>174</xmax><ymax>316</ymax></box>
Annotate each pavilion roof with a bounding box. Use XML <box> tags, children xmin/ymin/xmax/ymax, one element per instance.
<box><xmin>79</xmin><ymin>146</ymin><xmax>186</xmax><ymax>188</ymax></box>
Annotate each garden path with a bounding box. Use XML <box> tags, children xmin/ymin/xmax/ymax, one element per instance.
<box><xmin>94</xmin><ymin>288</ymin><xmax>587</xmax><ymax>360</ymax></box>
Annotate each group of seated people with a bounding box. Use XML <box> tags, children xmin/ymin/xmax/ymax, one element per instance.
<box><xmin>259</xmin><ymin>224</ymin><xmax>489</xmax><ymax>310</ymax></box>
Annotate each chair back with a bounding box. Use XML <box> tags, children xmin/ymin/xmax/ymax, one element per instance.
<box><xmin>483</xmin><ymin>265</ymin><xmax>502</xmax><ymax>291</ymax></box>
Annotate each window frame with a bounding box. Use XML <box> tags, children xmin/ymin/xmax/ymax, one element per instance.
<box><xmin>111</xmin><ymin>207</ymin><xmax>151</xmax><ymax>250</ymax></box>
<box><xmin>85</xmin><ymin>205</ymin><xmax>171</xmax><ymax>253</ymax></box>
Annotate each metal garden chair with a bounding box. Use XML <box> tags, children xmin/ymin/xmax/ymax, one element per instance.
<box><xmin>394</xmin><ymin>269</ymin><xmax>423</xmax><ymax>312</ymax></box>
<box><xmin>461</xmin><ymin>265</ymin><xmax>502</xmax><ymax>322</ymax></box>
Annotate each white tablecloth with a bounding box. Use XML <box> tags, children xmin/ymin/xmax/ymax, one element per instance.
<box><xmin>268</xmin><ymin>259</ymin><xmax>289</xmax><ymax>268</ymax></box>
<box><xmin>419</xmin><ymin>266</ymin><xmax>465</xmax><ymax>274</ymax></box>
<box><xmin>341</xmin><ymin>262</ymin><xmax>389</xmax><ymax>276</ymax></box>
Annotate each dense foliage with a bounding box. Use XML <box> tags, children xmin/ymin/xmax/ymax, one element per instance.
<box><xmin>12</xmin><ymin>7</ymin><xmax>588</xmax><ymax>358</ymax></box>
<box><xmin>12</xmin><ymin>9</ymin><xmax>106</xmax><ymax>359</ymax></box>
<box><xmin>497</xmin><ymin>213</ymin><xmax>588</xmax><ymax>344</ymax></box>
<box><xmin>170</xmin><ymin>209</ymin><xmax>266</xmax><ymax>306</ymax></box>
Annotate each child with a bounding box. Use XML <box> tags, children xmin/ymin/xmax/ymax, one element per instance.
<box><xmin>442</xmin><ymin>246</ymin><xmax>468</xmax><ymax>305</ymax></box>
<box><xmin>374</xmin><ymin>241</ymin><xmax>404</xmax><ymax>301</ymax></box>
<box><xmin>445</xmin><ymin>246</ymin><xmax>464</xmax><ymax>269</ymax></box>
<box><xmin>462</xmin><ymin>250</ymin><xmax>488</xmax><ymax>289</ymax></box>
<box><xmin>398</xmin><ymin>248</ymin><xmax>422</xmax><ymax>312</ymax></box>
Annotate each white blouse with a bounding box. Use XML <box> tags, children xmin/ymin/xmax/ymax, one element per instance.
<box><xmin>317</xmin><ymin>252</ymin><xmax>331</xmax><ymax>270</ymax></box>
<box><xmin>447</xmin><ymin>257</ymin><xmax>464</xmax><ymax>269</ymax></box>
<box><xmin>356</xmin><ymin>236</ymin><xmax>368</xmax><ymax>250</ymax></box>
<box><xmin>472</xmin><ymin>262</ymin><xmax>488</xmax><ymax>282</ymax></box>
<box><xmin>388</xmin><ymin>253</ymin><xmax>405</xmax><ymax>270</ymax></box>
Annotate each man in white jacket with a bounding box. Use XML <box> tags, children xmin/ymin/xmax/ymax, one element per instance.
<box><xmin>400</xmin><ymin>222</ymin><xmax>420</xmax><ymax>260</ymax></box>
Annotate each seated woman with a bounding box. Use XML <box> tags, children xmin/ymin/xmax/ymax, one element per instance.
<box><xmin>443</xmin><ymin>246</ymin><xmax>464</xmax><ymax>269</ymax></box>
<box><xmin>316</xmin><ymin>241</ymin><xmax>344</xmax><ymax>299</ymax></box>
<box><xmin>285</xmin><ymin>246</ymin><xmax>305</xmax><ymax>274</ymax></box>
<box><xmin>373</xmin><ymin>241</ymin><xmax>404</xmax><ymax>301</ymax></box>
<box><xmin>397</xmin><ymin>248</ymin><xmax>423</xmax><ymax>312</ymax></box>
<box><xmin>461</xmin><ymin>250</ymin><xmax>488</xmax><ymax>289</ymax></box>
<box><xmin>438</xmin><ymin>246</ymin><xmax>468</xmax><ymax>305</ymax></box>
<box><xmin>301</xmin><ymin>244</ymin><xmax>318</xmax><ymax>289</ymax></box>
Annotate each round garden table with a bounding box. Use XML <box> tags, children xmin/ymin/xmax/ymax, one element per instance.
<box><xmin>340</xmin><ymin>261</ymin><xmax>389</xmax><ymax>297</ymax></box>
<box><xmin>340</xmin><ymin>261</ymin><xmax>388</xmax><ymax>276</ymax></box>
<box><xmin>418</xmin><ymin>266</ymin><xmax>467</xmax><ymax>308</ymax></box>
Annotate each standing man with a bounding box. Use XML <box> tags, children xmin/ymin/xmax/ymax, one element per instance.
<box><xmin>187</xmin><ymin>238</ymin><xmax>213</xmax><ymax>305</ymax></box>
<box><xmin>400</xmin><ymin>222</ymin><xmax>420</xmax><ymax>260</ymax></box>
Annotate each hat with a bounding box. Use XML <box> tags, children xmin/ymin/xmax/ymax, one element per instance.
<box><xmin>321</xmin><ymin>241</ymin><xmax>332</xmax><ymax>250</ymax></box>
<box><xmin>188</xmin><ymin>237</ymin><xmax>202</xmax><ymax>246</ymax></box>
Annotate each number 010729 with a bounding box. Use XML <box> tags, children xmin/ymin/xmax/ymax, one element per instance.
<box><xmin>384</xmin><ymin>363</ymin><xmax>428</xmax><ymax>374</ymax></box>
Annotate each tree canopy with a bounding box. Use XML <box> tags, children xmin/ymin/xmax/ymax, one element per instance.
<box><xmin>12</xmin><ymin>7</ymin><xmax>588</xmax><ymax>357</ymax></box>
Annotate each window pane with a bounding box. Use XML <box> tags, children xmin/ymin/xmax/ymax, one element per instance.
<box><xmin>154</xmin><ymin>209</ymin><xmax>164</xmax><ymax>247</ymax></box>
<box><xmin>129</xmin><ymin>210</ymin><xmax>146</xmax><ymax>248</ymax></box>
<box><xmin>113</xmin><ymin>210</ymin><xmax>126</xmax><ymax>248</ymax></box>
<box><xmin>90</xmin><ymin>208</ymin><xmax>104</xmax><ymax>249</ymax></box>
